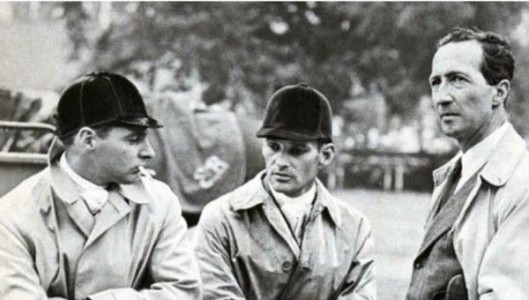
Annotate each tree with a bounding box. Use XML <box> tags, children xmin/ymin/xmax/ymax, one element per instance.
<box><xmin>61</xmin><ymin>2</ymin><xmax>527</xmax><ymax>121</ymax></box>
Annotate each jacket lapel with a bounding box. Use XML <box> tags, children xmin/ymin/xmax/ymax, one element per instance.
<box><xmin>417</xmin><ymin>160</ymin><xmax>471</xmax><ymax>258</ymax></box>
<box><xmin>231</xmin><ymin>172</ymin><xmax>302</xmax><ymax>257</ymax></box>
<box><xmin>416</xmin><ymin>190</ymin><xmax>465</xmax><ymax>257</ymax></box>
<box><xmin>48</xmin><ymin>156</ymin><xmax>95</xmax><ymax>237</ymax></box>
<box><xmin>84</xmin><ymin>190</ymin><xmax>131</xmax><ymax>248</ymax></box>
<box><xmin>425</xmin><ymin>156</ymin><xmax>461</xmax><ymax>229</ymax></box>
<box><xmin>64</xmin><ymin>200</ymin><xmax>95</xmax><ymax>237</ymax></box>
<box><xmin>262</xmin><ymin>193</ymin><xmax>301</xmax><ymax>258</ymax></box>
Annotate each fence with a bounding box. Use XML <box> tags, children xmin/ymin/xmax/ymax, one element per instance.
<box><xmin>327</xmin><ymin>149</ymin><xmax>455</xmax><ymax>191</ymax></box>
<box><xmin>0</xmin><ymin>120</ymin><xmax>54</xmax><ymax>196</ymax></box>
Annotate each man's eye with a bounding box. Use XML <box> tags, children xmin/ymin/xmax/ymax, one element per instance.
<box><xmin>267</xmin><ymin>143</ymin><xmax>280</xmax><ymax>151</ymax></box>
<box><xmin>429</xmin><ymin>78</ymin><xmax>440</xmax><ymax>87</ymax></box>
<box><xmin>450</xmin><ymin>75</ymin><xmax>466</xmax><ymax>83</ymax></box>
<box><xmin>128</xmin><ymin>135</ymin><xmax>145</xmax><ymax>143</ymax></box>
<box><xmin>289</xmin><ymin>147</ymin><xmax>306</xmax><ymax>156</ymax></box>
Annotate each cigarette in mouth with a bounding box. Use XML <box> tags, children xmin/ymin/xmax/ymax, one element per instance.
<box><xmin>138</xmin><ymin>166</ymin><xmax>156</xmax><ymax>176</ymax></box>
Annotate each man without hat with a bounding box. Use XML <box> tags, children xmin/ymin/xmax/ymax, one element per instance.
<box><xmin>0</xmin><ymin>72</ymin><xmax>202</xmax><ymax>299</ymax></box>
<box><xmin>194</xmin><ymin>83</ymin><xmax>376</xmax><ymax>299</ymax></box>
<box><xmin>407</xmin><ymin>28</ymin><xmax>529</xmax><ymax>300</ymax></box>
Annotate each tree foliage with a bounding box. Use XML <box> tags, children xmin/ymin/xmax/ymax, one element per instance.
<box><xmin>62</xmin><ymin>2</ymin><xmax>527</xmax><ymax>118</ymax></box>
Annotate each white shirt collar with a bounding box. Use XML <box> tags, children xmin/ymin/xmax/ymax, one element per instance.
<box><xmin>456</xmin><ymin>122</ymin><xmax>510</xmax><ymax>190</ymax></box>
<box><xmin>59</xmin><ymin>153</ymin><xmax>109</xmax><ymax>214</ymax></box>
<box><xmin>270</xmin><ymin>183</ymin><xmax>316</xmax><ymax>216</ymax></box>
<box><xmin>269</xmin><ymin>183</ymin><xmax>316</xmax><ymax>243</ymax></box>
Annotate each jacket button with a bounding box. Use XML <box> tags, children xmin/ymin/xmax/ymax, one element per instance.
<box><xmin>414</xmin><ymin>262</ymin><xmax>423</xmax><ymax>270</ymax></box>
<box><xmin>282</xmin><ymin>261</ymin><xmax>292</xmax><ymax>271</ymax></box>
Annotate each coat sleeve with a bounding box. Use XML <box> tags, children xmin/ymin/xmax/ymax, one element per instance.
<box><xmin>336</xmin><ymin>216</ymin><xmax>377</xmax><ymax>300</ymax></box>
<box><xmin>0</xmin><ymin>222</ymin><xmax>68</xmax><ymax>300</ymax></box>
<box><xmin>88</xmin><ymin>184</ymin><xmax>202</xmax><ymax>300</ymax></box>
<box><xmin>477</xmin><ymin>189</ymin><xmax>529</xmax><ymax>299</ymax></box>
<box><xmin>194</xmin><ymin>203</ymin><xmax>246</xmax><ymax>300</ymax></box>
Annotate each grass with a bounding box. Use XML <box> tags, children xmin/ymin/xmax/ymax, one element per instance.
<box><xmin>332</xmin><ymin>189</ymin><xmax>431</xmax><ymax>300</ymax></box>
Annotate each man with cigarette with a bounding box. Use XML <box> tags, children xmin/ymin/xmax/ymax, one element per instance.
<box><xmin>0</xmin><ymin>72</ymin><xmax>202</xmax><ymax>300</ymax></box>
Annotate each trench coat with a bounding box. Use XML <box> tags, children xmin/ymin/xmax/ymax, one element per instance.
<box><xmin>0</xmin><ymin>140</ymin><xmax>202</xmax><ymax>300</ymax></box>
<box><xmin>424</xmin><ymin>123</ymin><xmax>529</xmax><ymax>300</ymax></box>
<box><xmin>194</xmin><ymin>172</ymin><xmax>376</xmax><ymax>300</ymax></box>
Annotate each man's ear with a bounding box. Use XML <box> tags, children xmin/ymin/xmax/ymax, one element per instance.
<box><xmin>76</xmin><ymin>127</ymin><xmax>97</xmax><ymax>150</ymax></box>
<box><xmin>318</xmin><ymin>143</ymin><xmax>336</xmax><ymax>169</ymax></box>
<box><xmin>492</xmin><ymin>79</ymin><xmax>510</xmax><ymax>107</ymax></box>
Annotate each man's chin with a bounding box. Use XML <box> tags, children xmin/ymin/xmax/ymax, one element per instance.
<box><xmin>441</xmin><ymin>125</ymin><xmax>460</xmax><ymax>138</ymax></box>
<box><xmin>118</xmin><ymin>174</ymin><xmax>143</xmax><ymax>185</ymax></box>
<box><xmin>271</xmin><ymin>184</ymin><xmax>307</xmax><ymax>197</ymax></box>
<box><xmin>270</xmin><ymin>182</ymin><xmax>293</xmax><ymax>194</ymax></box>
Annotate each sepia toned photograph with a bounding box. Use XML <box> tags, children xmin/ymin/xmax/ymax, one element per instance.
<box><xmin>1</xmin><ymin>2</ymin><xmax>529</xmax><ymax>299</ymax></box>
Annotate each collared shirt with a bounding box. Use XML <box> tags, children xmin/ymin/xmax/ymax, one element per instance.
<box><xmin>195</xmin><ymin>171</ymin><xmax>376</xmax><ymax>300</ymax></box>
<box><xmin>269</xmin><ymin>183</ymin><xmax>315</xmax><ymax>244</ymax></box>
<box><xmin>59</xmin><ymin>153</ymin><xmax>109</xmax><ymax>214</ymax></box>
<box><xmin>456</xmin><ymin>122</ymin><xmax>509</xmax><ymax>192</ymax></box>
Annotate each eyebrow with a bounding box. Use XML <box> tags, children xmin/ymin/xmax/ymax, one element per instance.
<box><xmin>124</xmin><ymin>130</ymin><xmax>147</xmax><ymax>138</ymax></box>
<box><xmin>429</xmin><ymin>71</ymin><xmax>465</xmax><ymax>82</ymax></box>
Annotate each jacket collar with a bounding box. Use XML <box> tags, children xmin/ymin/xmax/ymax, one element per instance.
<box><xmin>432</xmin><ymin>123</ymin><xmax>525</xmax><ymax>188</ymax></box>
<box><xmin>34</xmin><ymin>170</ymin><xmax>54</xmax><ymax>216</ymax></box>
<box><xmin>313</xmin><ymin>179</ymin><xmax>343</xmax><ymax>227</ymax></box>
<box><xmin>230</xmin><ymin>171</ymin><xmax>342</xmax><ymax>227</ymax></box>
<box><xmin>480</xmin><ymin>123</ymin><xmax>527</xmax><ymax>187</ymax></box>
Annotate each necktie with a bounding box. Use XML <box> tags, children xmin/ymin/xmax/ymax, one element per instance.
<box><xmin>435</xmin><ymin>159</ymin><xmax>462</xmax><ymax>215</ymax></box>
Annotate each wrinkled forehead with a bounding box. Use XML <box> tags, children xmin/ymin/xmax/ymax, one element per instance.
<box><xmin>430</xmin><ymin>40</ymin><xmax>484</xmax><ymax>77</ymax></box>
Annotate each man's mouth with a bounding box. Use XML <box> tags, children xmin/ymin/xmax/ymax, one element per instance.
<box><xmin>440</xmin><ymin>112</ymin><xmax>459</xmax><ymax>119</ymax></box>
<box><xmin>272</xmin><ymin>172</ymin><xmax>292</xmax><ymax>181</ymax></box>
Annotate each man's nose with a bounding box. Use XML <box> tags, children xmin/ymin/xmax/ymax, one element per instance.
<box><xmin>273</xmin><ymin>151</ymin><xmax>289</xmax><ymax>167</ymax></box>
<box><xmin>432</xmin><ymin>82</ymin><xmax>453</xmax><ymax>106</ymax></box>
<box><xmin>139</xmin><ymin>139</ymin><xmax>155</xmax><ymax>160</ymax></box>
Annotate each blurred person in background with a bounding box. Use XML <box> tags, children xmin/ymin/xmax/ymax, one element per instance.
<box><xmin>0</xmin><ymin>72</ymin><xmax>202</xmax><ymax>300</ymax></box>
<box><xmin>194</xmin><ymin>83</ymin><xmax>376</xmax><ymax>300</ymax></box>
<box><xmin>407</xmin><ymin>27</ymin><xmax>529</xmax><ymax>300</ymax></box>
<box><xmin>147</xmin><ymin>81</ymin><xmax>264</xmax><ymax>227</ymax></box>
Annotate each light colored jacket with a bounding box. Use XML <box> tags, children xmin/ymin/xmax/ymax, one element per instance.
<box><xmin>426</xmin><ymin>124</ymin><xmax>529</xmax><ymax>300</ymax></box>
<box><xmin>194</xmin><ymin>172</ymin><xmax>376</xmax><ymax>300</ymax></box>
<box><xmin>0</xmin><ymin>141</ymin><xmax>202</xmax><ymax>300</ymax></box>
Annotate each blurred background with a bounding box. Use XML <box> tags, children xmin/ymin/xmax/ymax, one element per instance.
<box><xmin>1</xmin><ymin>2</ymin><xmax>529</xmax><ymax>299</ymax></box>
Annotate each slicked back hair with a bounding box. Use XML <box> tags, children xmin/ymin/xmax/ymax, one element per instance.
<box><xmin>437</xmin><ymin>27</ymin><xmax>515</xmax><ymax>86</ymax></box>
